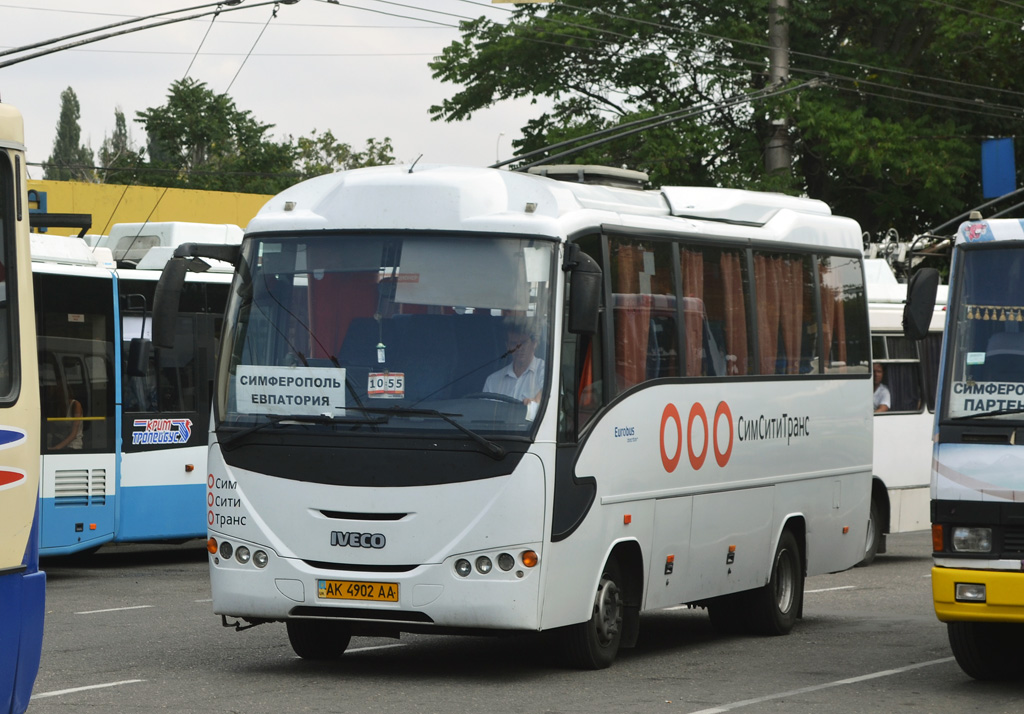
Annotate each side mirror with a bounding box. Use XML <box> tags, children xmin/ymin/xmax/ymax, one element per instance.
<box><xmin>903</xmin><ymin>267</ymin><xmax>940</xmax><ymax>341</ymax></box>
<box><xmin>568</xmin><ymin>250</ymin><xmax>601</xmax><ymax>335</ymax></box>
<box><xmin>126</xmin><ymin>338</ymin><xmax>151</xmax><ymax>377</ymax></box>
<box><xmin>152</xmin><ymin>257</ymin><xmax>188</xmax><ymax>350</ymax></box>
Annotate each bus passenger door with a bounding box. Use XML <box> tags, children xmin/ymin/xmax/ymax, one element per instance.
<box><xmin>35</xmin><ymin>272</ymin><xmax>118</xmax><ymax>556</ymax></box>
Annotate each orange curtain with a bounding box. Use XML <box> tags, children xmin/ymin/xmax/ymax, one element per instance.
<box><xmin>818</xmin><ymin>264</ymin><xmax>848</xmax><ymax>371</ymax></box>
<box><xmin>720</xmin><ymin>252</ymin><xmax>748</xmax><ymax>375</ymax></box>
<box><xmin>680</xmin><ymin>249</ymin><xmax>704</xmax><ymax>376</ymax></box>
<box><xmin>779</xmin><ymin>259</ymin><xmax>804</xmax><ymax>374</ymax></box>
<box><xmin>754</xmin><ymin>255</ymin><xmax>781</xmax><ymax>375</ymax></box>
<box><xmin>614</xmin><ymin>244</ymin><xmax>651</xmax><ymax>390</ymax></box>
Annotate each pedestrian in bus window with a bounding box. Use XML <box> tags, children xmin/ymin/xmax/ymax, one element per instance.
<box><xmin>484</xmin><ymin>323</ymin><xmax>546</xmax><ymax>408</ymax></box>
<box><xmin>873</xmin><ymin>362</ymin><xmax>891</xmax><ymax>413</ymax></box>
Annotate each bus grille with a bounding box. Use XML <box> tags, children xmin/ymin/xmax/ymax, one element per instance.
<box><xmin>1003</xmin><ymin>529</ymin><xmax>1024</xmax><ymax>554</ymax></box>
<box><xmin>54</xmin><ymin>469</ymin><xmax>107</xmax><ymax>507</ymax></box>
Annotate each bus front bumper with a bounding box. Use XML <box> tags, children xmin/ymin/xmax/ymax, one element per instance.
<box><xmin>932</xmin><ymin>565</ymin><xmax>1024</xmax><ymax>623</ymax></box>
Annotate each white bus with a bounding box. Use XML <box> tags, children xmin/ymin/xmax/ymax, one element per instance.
<box><xmin>31</xmin><ymin>222</ymin><xmax>238</xmax><ymax>555</ymax></box>
<box><xmin>154</xmin><ymin>164</ymin><xmax>873</xmax><ymax>668</ymax></box>
<box><xmin>863</xmin><ymin>258</ymin><xmax>946</xmax><ymax>563</ymax></box>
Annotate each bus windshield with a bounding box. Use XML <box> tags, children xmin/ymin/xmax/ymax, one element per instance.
<box><xmin>217</xmin><ymin>232</ymin><xmax>556</xmax><ymax>441</ymax></box>
<box><xmin>944</xmin><ymin>244</ymin><xmax>1024</xmax><ymax>421</ymax></box>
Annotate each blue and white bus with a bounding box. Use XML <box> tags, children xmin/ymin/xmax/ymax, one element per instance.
<box><xmin>911</xmin><ymin>216</ymin><xmax>1024</xmax><ymax>679</ymax></box>
<box><xmin>0</xmin><ymin>102</ymin><xmax>44</xmax><ymax>714</ymax></box>
<box><xmin>155</xmin><ymin>164</ymin><xmax>874</xmax><ymax>668</ymax></box>
<box><xmin>31</xmin><ymin>222</ymin><xmax>238</xmax><ymax>556</ymax></box>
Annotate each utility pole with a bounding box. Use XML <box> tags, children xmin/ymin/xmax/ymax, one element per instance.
<box><xmin>766</xmin><ymin>0</ymin><xmax>791</xmax><ymax>175</ymax></box>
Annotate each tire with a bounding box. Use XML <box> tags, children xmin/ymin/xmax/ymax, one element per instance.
<box><xmin>858</xmin><ymin>497</ymin><xmax>881</xmax><ymax>567</ymax></box>
<box><xmin>746</xmin><ymin>530</ymin><xmax>803</xmax><ymax>636</ymax></box>
<box><xmin>286</xmin><ymin>619</ymin><xmax>352</xmax><ymax>660</ymax></box>
<box><xmin>947</xmin><ymin>621</ymin><xmax>1022</xmax><ymax>680</ymax></box>
<box><xmin>558</xmin><ymin>557</ymin><xmax>624</xmax><ymax>669</ymax></box>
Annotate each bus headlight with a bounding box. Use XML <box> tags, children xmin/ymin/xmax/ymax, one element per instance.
<box><xmin>497</xmin><ymin>553</ymin><xmax>515</xmax><ymax>571</ymax></box>
<box><xmin>475</xmin><ymin>556</ymin><xmax>492</xmax><ymax>574</ymax></box>
<box><xmin>219</xmin><ymin>541</ymin><xmax>233</xmax><ymax>559</ymax></box>
<box><xmin>235</xmin><ymin>546</ymin><xmax>251</xmax><ymax>564</ymax></box>
<box><xmin>952</xmin><ymin>527</ymin><xmax>992</xmax><ymax>553</ymax></box>
<box><xmin>455</xmin><ymin>559</ymin><xmax>472</xmax><ymax>577</ymax></box>
<box><xmin>253</xmin><ymin>550</ymin><xmax>269</xmax><ymax>568</ymax></box>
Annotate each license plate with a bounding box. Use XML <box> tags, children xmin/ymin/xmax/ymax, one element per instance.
<box><xmin>317</xmin><ymin>579</ymin><xmax>399</xmax><ymax>602</ymax></box>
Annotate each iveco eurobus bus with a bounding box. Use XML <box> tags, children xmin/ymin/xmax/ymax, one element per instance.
<box><xmin>154</xmin><ymin>164</ymin><xmax>873</xmax><ymax>668</ymax></box>
<box><xmin>911</xmin><ymin>216</ymin><xmax>1024</xmax><ymax>679</ymax></box>
<box><xmin>0</xmin><ymin>102</ymin><xmax>44</xmax><ymax>714</ymax></box>
<box><xmin>863</xmin><ymin>258</ymin><xmax>946</xmax><ymax>564</ymax></box>
<box><xmin>31</xmin><ymin>222</ymin><xmax>238</xmax><ymax>556</ymax></box>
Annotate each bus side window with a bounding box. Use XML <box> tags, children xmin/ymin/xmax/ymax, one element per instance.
<box><xmin>819</xmin><ymin>255</ymin><xmax>870</xmax><ymax>374</ymax></box>
<box><xmin>682</xmin><ymin>245</ymin><xmax>752</xmax><ymax>376</ymax></box>
<box><xmin>609</xmin><ymin>236</ymin><xmax>678</xmax><ymax>391</ymax></box>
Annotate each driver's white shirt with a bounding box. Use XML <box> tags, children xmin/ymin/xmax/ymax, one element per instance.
<box><xmin>483</xmin><ymin>357</ymin><xmax>546</xmax><ymax>403</ymax></box>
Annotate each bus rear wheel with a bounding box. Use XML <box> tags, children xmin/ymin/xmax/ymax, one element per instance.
<box><xmin>858</xmin><ymin>498</ymin><xmax>881</xmax><ymax>567</ymax></box>
<box><xmin>746</xmin><ymin>530</ymin><xmax>803</xmax><ymax>636</ymax></box>
<box><xmin>287</xmin><ymin>619</ymin><xmax>352</xmax><ymax>660</ymax></box>
<box><xmin>558</xmin><ymin>557</ymin><xmax>624</xmax><ymax>669</ymax></box>
<box><xmin>947</xmin><ymin>621</ymin><xmax>1023</xmax><ymax>680</ymax></box>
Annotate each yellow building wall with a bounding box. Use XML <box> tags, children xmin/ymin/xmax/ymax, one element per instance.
<box><xmin>27</xmin><ymin>180</ymin><xmax>272</xmax><ymax>237</ymax></box>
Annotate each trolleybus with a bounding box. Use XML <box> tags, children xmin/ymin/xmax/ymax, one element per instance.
<box><xmin>863</xmin><ymin>258</ymin><xmax>946</xmax><ymax>563</ymax></box>
<box><xmin>155</xmin><ymin>164</ymin><xmax>874</xmax><ymax>668</ymax></box>
<box><xmin>32</xmin><ymin>222</ymin><xmax>238</xmax><ymax>556</ymax></box>
<box><xmin>0</xmin><ymin>102</ymin><xmax>44</xmax><ymax>714</ymax></box>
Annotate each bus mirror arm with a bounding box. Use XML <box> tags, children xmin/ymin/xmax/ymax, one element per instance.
<box><xmin>565</xmin><ymin>246</ymin><xmax>601</xmax><ymax>336</ymax></box>
<box><xmin>152</xmin><ymin>257</ymin><xmax>189</xmax><ymax>350</ymax></box>
<box><xmin>903</xmin><ymin>267</ymin><xmax>940</xmax><ymax>341</ymax></box>
<box><xmin>172</xmin><ymin>241</ymin><xmax>241</xmax><ymax>267</ymax></box>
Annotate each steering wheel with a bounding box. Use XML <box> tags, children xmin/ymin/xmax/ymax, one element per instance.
<box><xmin>464</xmin><ymin>391</ymin><xmax>523</xmax><ymax>405</ymax></box>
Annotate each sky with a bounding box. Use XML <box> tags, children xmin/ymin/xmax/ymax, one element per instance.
<box><xmin>0</xmin><ymin>0</ymin><xmax>544</xmax><ymax>179</ymax></box>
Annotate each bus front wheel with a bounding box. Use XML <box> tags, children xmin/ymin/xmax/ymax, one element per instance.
<box><xmin>746</xmin><ymin>530</ymin><xmax>803</xmax><ymax>636</ymax></box>
<box><xmin>287</xmin><ymin>619</ymin><xmax>352</xmax><ymax>660</ymax></box>
<box><xmin>947</xmin><ymin>621</ymin><xmax>1022</xmax><ymax>680</ymax></box>
<box><xmin>558</xmin><ymin>557</ymin><xmax>624</xmax><ymax>669</ymax></box>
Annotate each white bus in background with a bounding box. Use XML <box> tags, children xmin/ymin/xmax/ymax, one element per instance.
<box><xmin>862</xmin><ymin>258</ymin><xmax>947</xmax><ymax>564</ymax></box>
<box><xmin>154</xmin><ymin>164</ymin><xmax>873</xmax><ymax>669</ymax></box>
<box><xmin>31</xmin><ymin>222</ymin><xmax>239</xmax><ymax>556</ymax></box>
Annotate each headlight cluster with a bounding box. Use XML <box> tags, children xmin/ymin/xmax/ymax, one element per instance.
<box><xmin>951</xmin><ymin>527</ymin><xmax>992</xmax><ymax>553</ymax></box>
<box><xmin>208</xmin><ymin>537</ymin><xmax>268</xmax><ymax>568</ymax></box>
<box><xmin>454</xmin><ymin>550</ymin><xmax>538</xmax><ymax>579</ymax></box>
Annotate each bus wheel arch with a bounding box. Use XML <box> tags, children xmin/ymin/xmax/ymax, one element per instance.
<box><xmin>747</xmin><ymin>520</ymin><xmax>805</xmax><ymax>635</ymax></box>
<box><xmin>556</xmin><ymin>541</ymin><xmax>643</xmax><ymax>669</ymax></box>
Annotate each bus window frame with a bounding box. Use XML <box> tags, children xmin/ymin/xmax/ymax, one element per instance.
<box><xmin>0</xmin><ymin>150</ymin><xmax>20</xmax><ymax>406</ymax></box>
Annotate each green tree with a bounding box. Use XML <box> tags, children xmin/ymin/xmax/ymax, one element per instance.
<box><xmin>98</xmin><ymin>107</ymin><xmax>145</xmax><ymax>185</ymax></box>
<box><xmin>294</xmin><ymin>129</ymin><xmax>394</xmax><ymax>180</ymax></box>
<box><xmin>45</xmin><ymin>87</ymin><xmax>95</xmax><ymax>182</ymax></box>
<box><xmin>135</xmin><ymin>78</ymin><xmax>295</xmax><ymax>194</ymax></box>
<box><xmin>430</xmin><ymin>1</ymin><xmax>1024</xmax><ymax>238</ymax></box>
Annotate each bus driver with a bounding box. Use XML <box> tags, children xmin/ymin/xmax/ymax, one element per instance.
<box><xmin>483</xmin><ymin>322</ymin><xmax>546</xmax><ymax>416</ymax></box>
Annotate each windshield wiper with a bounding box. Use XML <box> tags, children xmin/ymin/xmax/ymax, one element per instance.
<box><xmin>339</xmin><ymin>405</ymin><xmax>506</xmax><ymax>461</ymax></box>
<box><xmin>220</xmin><ymin>412</ymin><xmax>386</xmax><ymax>447</ymax></box>
<box><xmin>958</xmin><ymin>407</ymin><xmax>1024</xmax><ymax>420</ymax></box>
